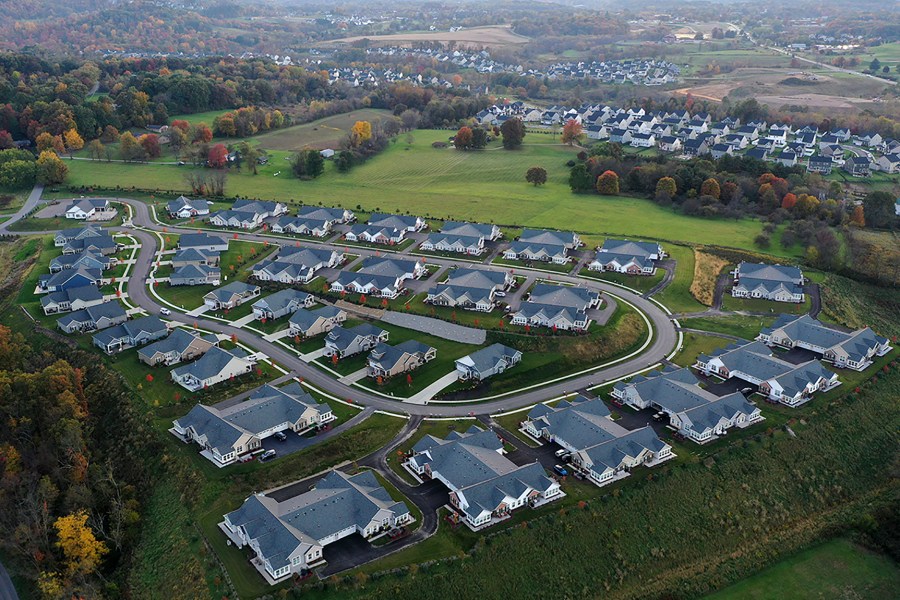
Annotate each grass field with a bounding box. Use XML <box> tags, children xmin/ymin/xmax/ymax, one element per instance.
<box><xmin>721</xmin><ymin>294</ymin><xmax>812</xmax><ymax>315</ymax></box>
<box><xmin>654</xmin><ymin>244</ymin><xmax>707</xmax><ymax>313</ymax></box>
<box><xmin>248</xmin><ymin>109</ymin><xmax>393</xmax><ymax>151</ymax></box>
<box><xmin>63</xmin><ymin>130</ymin><xmax>796</xmax><ymax>255</ymax></box>
<box><xmin>329</xmin><ymin>25</ymin><xmax>529</xmax><ymax>48</ymax></box>
<box><xmin>169</xmin><ymin>109</ymin><xmax>231</xmax><ymax>126</ymax></box>
<box><xmin>680</xmin><ymin>314</ymin><xmax>777</xmax><ymax>340</ymax></box>
<box><xmin>705</xmin><ymin>538</ymin><xmax>900</xmax><ymax>600</ymax></box>
<box><xmin>672</xmin><ymin>332</ymin><xmax>735</xmax><ymax>367</ymax></box>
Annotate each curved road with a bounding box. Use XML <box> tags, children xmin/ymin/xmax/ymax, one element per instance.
<box><xmin>4</xmin><ymin>197</ymin><xmax>679</xmax><ymax>417</ymax></box>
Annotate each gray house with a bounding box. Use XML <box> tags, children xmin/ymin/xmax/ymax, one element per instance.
<box><xmin>138</xmin><ymin>328</ymin><xmax>218</xmax><ymax>366</ymax></box>
<box><xmin>170</xmin><ymin>264</ymin><xmax>221</xmax><ymax>287</ymax></box>
<box><xmin>171</xmin><ymin>248</ymin><xmax>219</xmax><ymax>268</ymax></box>
<box><xmin>203</xmin><ymin>282</ymin><xmax>261</xmax><ymax>310</ymax></box>
<box><xmin>171</xmin><ymin>346</ymin><xmax>254</xmax><ymax>391</ymax></box>
<box><xmin>731</xmin><ymin>262</ymin><xmax>804</xmax><ymax>303</ymax></box>
<box><xmin>57</xmin><ymin>301</ymin><xmax>128</xmax><ymax>334</ymax></box>
<box><xmin>38</xmin><ymin>268</ymin><xmax>102</xmax><ymax>293</ymax></box>
<box><xmin>454</xmin><ymin>343</ymin><xmax>523</xmax><ymax>381</ymax></box>
<box><xmin>40</xmin><ymin>285</ymin><xmax>104</xmax><ymax>315</ymax></box>
<box><xmin>251</xmin><ymin>289</ymin><xmax>315</xmax><ymax>320</ymax></box>
<box><xmin>288</xmin><ymin>306</ymin><xmax>347</xmax><ymax>339</ymax></box>
<box><xmin>367</xmin><ymin>340</ymin><xmax>437</xmax><ymax>378</ymax></box>
<box><xmin>92</xmin><ymin>315</ymin><xmax>169</xmax><ymax>354</ymax></box>
<box><xmin>324</xmin><ymin>324</ymin><xmax>388</xmax><ymax>359</ymax></box>
<box><xmin>177</xmin><ymin>233</ymin><xmax>229</xmax><ymax>253</ymax></box>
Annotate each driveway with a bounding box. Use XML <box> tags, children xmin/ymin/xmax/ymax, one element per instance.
<box><xmin>0</xmin><ymin>560</ymin><xmax>18</xmax><ymax>600</ymax></box>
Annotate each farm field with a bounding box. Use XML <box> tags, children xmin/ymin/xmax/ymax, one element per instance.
<box><xmin>64</xmin><ymin>130</ymin><xmax>797</xmax><ymax>255</ymax></box>
<box><xmin>705</xmin><ymin>538</ymin><xmax>900</xmax><ymax>600</ymax></box>
<box><xmin>328</xmin><ymin>25</ymin><xmax>529</xmax><ymax>48</ymax></box>
<box><xmin>247</xmin><ymin>108</ymin><xmax>393</xmax><ymax>151</ymax></box>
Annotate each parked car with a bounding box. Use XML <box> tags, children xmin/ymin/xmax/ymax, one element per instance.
<box><xmin>652</xmin><ymin>411</ymin><xmax>666</xmax><ymax>422</ymax></box>
<box><xmin>553</xmin><ymin>464</ymin><xmax>568</xmax><ymax>477</ymax></box>
<box><xmin>160</xmin><ymin>308</ymin><xmax>171</xmax><ymax>316</ymax></box>
<box><xmin>494</xmin><ymin>291</ymin><xmax>506</xmax><ymax>298</ymax></box>
<box><xmin>574</xmin><ymin>471</ymin><xmax>586</xmax><ymax>480</ymax></box>
<box><xmin>554</xmin><ymin>448</ymin><xmax>568</xmax><ymax>458</ymax></box>
<box><xmin>259</xmin><ymin>449</ymin><xmax>277</xmax><ymax>462</ymax></box>
<box><xmin>274</xmin><ymin>431</ymin><xmax>287</xmax><ymax>442</ymax></box>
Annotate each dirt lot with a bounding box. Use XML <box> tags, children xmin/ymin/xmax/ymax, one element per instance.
<box><xmin>329</xmin><ymin>26</ymin><xmax>529</xmax><ymax>48</ymax></box>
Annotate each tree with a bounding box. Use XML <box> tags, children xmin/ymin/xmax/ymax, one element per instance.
<box><xmin>454</xmin><ymin>126</ymin><xmax>473</xmax><ymax>150</ymax></box>
<box><xmin>86</xmin><ymin>139</ymin><xmax>105</xmax><ymax>161</ymax></box>
<box><xmin>138</xmin><ymin>134</ymin><xmax>161</xmax><ymax>159</ymax></box>
<box><xmin>870</xmin><ymin>58</ymin><xmax>882</xmax><ymax>72</ymax></box>
<box><xmin>561</xmin><ymin>119</ymin><xmax>583</xmax><ymax>145</ymax></box>
<box><xmin>63</xmin><ymin>128</ymin><xmax>83</xmax><ymax>157</ymax></box>
<box><xmin>290</xmin><ymin>149</ymin><xmax>324</xmax><ymax>179</ymax></box>
<box><xmin>238</xmin><ymin>142</ymin><xmax>260</xmax><ymax>175</ymax></box>
<box><xmin>863</xmin><ymin>191</ymin><xmax>896</xmax><ymax>229</ymax></box>
<box><xmin>0</xmin><ymin>159</ymin><xmax>36</xmax><ymax>189</ymax></box>
<box><xmin>525</xmin><ymin>166</ymin><xmax>548</xmax><ymax>186</ymax></box>
<box><xmin>596</xmin><ymin>170</ymin><xmax>620</xmax><ymax>195</ymax></box>
<box><xmin>99</xmin><ymin>125</ymin><xmax>120</xmax><ymax>143</ymax></box>
<box><xmin>850</xmin><ymin>205</ymin><xmax>865</xmax><ymax>227</ymax></box>
<box><xmin>700</xmin><ymin>178</ymin><xmax>721</xmax><ymax>200</ymax></box>
<box><xmin>500</xmin><ymin>118</ymin><xmax>526</xmax><ymax>150</ymax></box>
<box><xmin>655</xmin><ymin>176</ymin><xmax>677</xmax><ymax>198</ymax></box>
<box><xmin>36</xmin><ymin>151</ymin><xmax>68</xmax><ymax>184</ymax></box>
<box><xmin>350</xmin><ymin>121</ymin><xmax>372</xmax><ymax>147</ymax></box>
<box><xmin>569</xmin><ymin>163</ymin><xmax>593</xmax><ymax>193</ymax></box>
<box><xmin>53</xmin><ymin>511</ymin><xmax>108</xmax><ymax>577</ymax></box>
<box><xmin>207</xmin><ymin>143</ymin><xmax>228</xmax><ymax>169</ymax></box>
<box><xmin>336</xmin><ymin>150</ymin><xmax>354</xmax><ymax>172</ymax></box>
<box><xmin>35</xmin><ymin>132</ymin><xmax>54</xmax><ymax>153</ymax></box>
<box><xmin>781</xmin><ymin>193</ymin><xmax>798</xmax><ymax>210</ymax></box>
<box><xmin>471</xmin><ymin>127</ymin><xmax>489</xmax><ymax>149</ymax></box>
<box><xmin>118</xmin><ymin>132</ymin><xmax>144</xmax><ymax>162</ymax></box>
<box><xmin>191</xmin><ymin>124</ymin><xmax>213</xmax><ymax>144</ymax></box>
<box><xmin>0</xmin><ymin>130</ymin><xmax>13</xmax><ymax>150</ymax></box>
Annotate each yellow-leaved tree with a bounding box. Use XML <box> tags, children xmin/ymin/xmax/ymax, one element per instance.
<box><xmin>53</xmin><ymin>510</ymin><xmax>108</xmax><ymax>577</ymax></box>
<box><xmin>350</xmin><ymin>120</ymin><xmax>372</xmax><ymax>147</ymax></box>
<box><xmin>63</xmin><ymin>128</ymin><xmax>84</xmax><ymax>157</ymax></box>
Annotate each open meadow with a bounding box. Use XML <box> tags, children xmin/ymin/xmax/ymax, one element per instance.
<box><xmin>327</xmin><ymin>25</ymin><xmax>529</xmax><ymax>48</ymax></box>
<box><xmin>65</xmin><ymin>130</ymin><xmax>798</xmax><ymax>256</ymax></box>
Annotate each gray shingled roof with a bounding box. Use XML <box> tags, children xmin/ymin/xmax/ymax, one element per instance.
<box><xmin>581</xmin><ymin>427</ymin><xmax>667</xmax><ymax>472</ymax></box>
<box><xmin>252</xmin><ymin>289</ymin><xmax>311</xmax><ymax>314</ymax></box>
<box><xmin>139</xmin><ymin>328</ymin><xmax>213</xmax><ymax>360</ymax></box>
<box><xmin>678</xmin><ymin>392</ymin><xmax>757</xmax><ymax>433</ymax></box>
<box><xmin>526</xmin><ymin>397</ymin><xmax>616</xmax><ymax>450</ymax></box>
<box><xmin>368</xmin><ymin>212</ymin><xmax>419</xmax><ymax>230</ymax></box>
<box><xmin>445</xmin><ymin>268</ymin><xmax>506</xmax><ymax>290</ymax></box>
<box><xmin>40</xmin><ymin>285</ymin><xmax>103</xmax><ymax>308</ymax></box>
<box><xmin>456</xmin><ymin>343</ymin><xmax>520</xmax><ymax>376</ymax></box>
<box><xmin>600</xmin><ymin>239</ymin><xmax>660</xmax><ymax>258</ymax></box>
<box><xmin>171</xmin><ymin>346</ymin><xmax>249</xmax><ymax>381</ymax></box>
<box><xmin>528</xmin><ymin>284</ymin><xmax>598</xmax><ymax>309</ymax></box>
<box><xmin>358</xmin><ymin>257</ymin><xmax>418</xmax><ymax>278</ymax></box>
<box><xmin>289</xmin><ymin>305</ymin><xmax>343</xmax><ymax>331</ymax></box>
<box><xmin>178</xmin><ymin>233</ymin><xmax>227</xmax><ymax>249</ymax></box>
<box><xmin>440</xmin><ymin>221</ymin><xmax>494</xmax><ymax>238</ymax></box>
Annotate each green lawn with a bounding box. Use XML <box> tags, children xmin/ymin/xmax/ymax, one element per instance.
<box><xmin>671</xmin><ymin>332</ymin><xmax>735</xmax><ymax>368</ymax></box>
<box><xmin>705</xmin><ymin>538</ymin><xmax>900</xmax><ymax>600</ymax></box>
<box><xmin>721</xmin><ymin>294</ymin><xmax>812</xmax><ymax>315</ymax></box>
<box><xmin>493</xmin><ymin>256</ymin><xmax>574</xmax><ymax>274</ymax></box>
<box><xmin>63</xmin><ymin>130</ymin><xmax>793</xmax><ymax>254</ymax></box>
<box><xmin>169</xmin><ymin>109</ymin><xmax>231</xmax><ymax>126</ymax></box>
<box><xmin>578</xmin><ymin>266</ymin><xmax>666</xmax><ymax>293</ymax></box>
<box><xmin>680</xmin><ymin>315</ymin><xmax>778</xmax><ymax>340</ymax></box>
<box><xmin>654</xmin><ymin>244</ymin><xmax>707</xmax><ymax>313</ymax></box>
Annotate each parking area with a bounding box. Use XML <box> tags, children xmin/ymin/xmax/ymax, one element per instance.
<box><xmin>774</xmin><ymin>346</ymin><xmax>820</xmax><ymax>365</ymax></box>
<box><xmin>256</xmin><ymin>424</ymin><xmax>338</xmax><ymax>466</ymax></box>
<box><xmin>698</xmin><ymin>375</ymin><xmax>758</xmax><ymax>398</ymax></box>
<box><xmin>608</xmin><ymin>403</ymin><xmax>672</xmax><ymax>437</ymax></box>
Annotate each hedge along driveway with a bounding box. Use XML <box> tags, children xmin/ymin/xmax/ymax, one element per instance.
<box><xmin>64</xmin><ymin>130</ymin><xmax>800</xmax><ymax>256</ymax></box>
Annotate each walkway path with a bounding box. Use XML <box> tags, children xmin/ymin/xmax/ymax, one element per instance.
<box><xmin>645</xmin><ymin>260</ymin><xmax>675</xmax><ymax>297</ymax></box>
<box><xmin>0</xmin><ymin>183</ymin><xmax>44</xmax><ymax>232</ymax></box>
<box><xmin>406</xmin><ymin>371</ymin><xmax>459</xmax><ymax>405</ymax></box>
<box><xmin>380</xmin><ymin>311</ymin><xmax>486</xmax><ymax>344</ymax></box>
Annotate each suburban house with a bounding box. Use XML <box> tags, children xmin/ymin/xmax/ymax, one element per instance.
<box><xmin>171</xmin><ymin>248</ymin><xmax>219</xmax><ymax>268</ymax></box>
<box><xmin>588</xmin><ymin>239</ymin><xmax>664</xmax><ymax>275</ymax></box>
<box><xmin>170</xmin><ymin>346</ymin><xmax>254</xmax><ymax>391</ymax></box>
<box><xmin>49</xmin><ymin>251</ymin><xmax>113</xmax><ymax>273</ymax></box>
<box><xmin>252</xmin><ymin>247</ymin><xmax>342</xmax><ymax>285</ymax></box>
<box><xmin>510</xmin><ymin>303</ymin><xmax>588</xmax><ymax>331</ymax></box>
<box><xmin>519</xmin><ymin>228</ymin><xmax>581</xmax><ymax>250</ymax></box>
<box><xmin>167</xmin><ymin>196</ymin><xmax>210</xmax><ymax>218</ymax></box>
<box><xmin>425</xmin><ymin>284</ymin><xmax>495</xmax><ymax>312</ymax></box>
<box><xmin>222</xmin><ymin>470</ymin><xmax>411</xmax><ymax>582</ymax></box>
<box><xmin>367</xmin><ymin>213</ymin><xmax>426</xmax><ymax>232</ymax></box>
<box><xmin>695</xmin><ymin>341</ymin><xmax>839</xmax><ymax>407</ymax></box>
<box><xmin>358</xmin><ymin>257</ymin><xmax>426</xmax><ymax>282</ymax></box>
<box><xmin>92</xmin><ymin>315</ymin><xmax>169</xmax><ymax>354</ymax></box>
<box><xmin>324</xmin><ymin>324</ymin><xmax>388</xmax><ymax>359</ymax></box>
<box><xmin>527</xmin><ymin>283</ymin><xmax>601</xmax><ymax>311</ymax></box>
<box><xmin>344</xmin><ymin>224</ymin><xmax>405</xmax><ymax>245</ymax></box>
<box><xmin>330</xmin><ymin>271</ymin><xmax>404</xmax><ymax>299</ymax></box>
<box><xmin>55</xmin><ymin>226</ymin><xmax>118</xmax><ymax>255</ymax></box>
<box><xmin>297</xmin><ymin>205</ymin><xmax>355</xmax><ymax>225</ymax></box>
<box><xmin>683</xmin><ymin>138</ymin><xmax>710</xmax><ymax>157</ymax></box>
<box><xmin>874</xmin><ymin>153</ymin><xmax>900</xmax><ymax>174</ymax></box>
<box><xmin>288</xmin><ymin>306</ymin><xmax>347</xmax><ymax>339</ymax></box>
<box><xmin>138</xmin><ymin>328</ymin><xmax>218</xmax><ymax>366</ymax></box>
<box><xmin>251</xmin><ymin>290</ymin><xmax>315</xmax><ymax>320</ymax></box>
<box><xmin>844</xmin><ymin>156</ymin><xmax>872</xmax><ymax>177</ymax></box>
<box><xmin>170</xmin><ymin>264</ymin><xmax>221</xmax><ymax>287</ymax></box>
<box><xmin>57</xmin><ymin>301</ymin><xmax>128</xmax><ymax>334</ymax></box>
<box><xmin>745</xmin><ymin>147</ymin><xmax>769</xmax><ymax>161</ymax></box>
<box><xmin>658</xmin><ymin>136</ymin><xmax>682</xmax><ymax>152</ymax></box>
<box><xmin>503</xmin><ymin>241</ymin><xmax>569</xmax><ymax>264</ymax></box>
<box><xmin>731</xmin><ymin>262</ymin><xmax>804</xmax><ymax>303</ymax></box>
<box><xmin>574</xmin><ymin>427</ymin><xmax>674</xmax><ymax>485</ymax></box>
<box><xmin>268</xmin><ymin>216</ymin><xmax>331</xmax><ymax>237</ymax></box>
<box><xmin>454</xmin><ymin>343</ymin><xmax>522</xmax><ymax>381</ymax></box>
<box><xmin>209</xmin><ymin>199</ymin><xmax>287</xmax><ymax>229</ymax></box>
<box><xmin>367</xmin><ymin>340</ymin><xmax>437</xmax><ymax>378</ymax></box>
<box><xmin>174</xmin><ymin>382</ymin><xmax>335</xmax><ymax>465</ymax></box>
<box><xmin>757</xmin><ymin>314</ymin><xmax>892</xmax><ymax>371</ymax></box>
<box><xmin>612</xmin><ymin>367</ymin><xmax>763</xmax><ymax>443</ymax></box>
<box><xmin>65</xmin><ymin>198</ymin><xmax>112</xmax><ymax>220</ymax></box>
<box><xmin>40</xmin><ymin>285</ymin><xmax>104</xmax><ymax>315</ymax></box>
<box><xmin>445</xmin><ymin>268</ymin><xmax>513</xmax><ymax>291</ymax></box>
<box><xmin>440</xmin><ymin>221</ymin><xmax>501</xmax><ymax>241</ymax></box>
<box><xmin>38</xmin><ymin>268</ymin><xmax>102</xmax><ymax>293</ymax></box>
<box><xmin>177</xmin><ymin>233</ymin><xmax>229</xmax><ymax>253</ymax></box>
<box><xmin>405</xmin><ymin>426</ymin><xmax>561</xmax><ymax>528</ymax></box>
<box><xmin>203</xmin><ymin>282</ymin><xmax>261</xmax><ymax>310</ymax></box>
<box><xmin>807</xmin><ymin>155</ymin><xmax>834</xmax><ymax>175</ymax></box>
<box><xmin>419</xmin><ymin>233</ymin><xmax>484</xmax><ymax>256</ymax></box>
